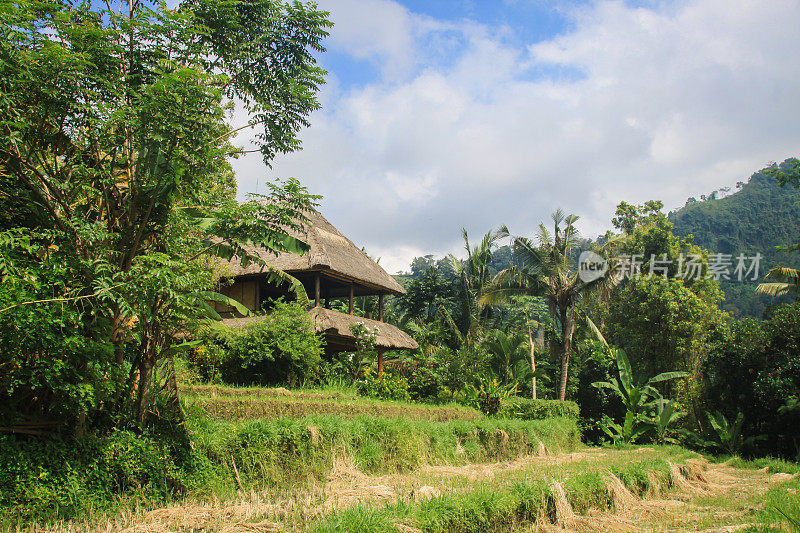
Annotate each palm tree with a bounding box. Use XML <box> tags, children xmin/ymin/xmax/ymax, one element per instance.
<box><xmin>483</xmin><ymin>330</ymin><xmax>528</xmax><ymax>386</ymax></box>
<box><xmin>482</xmin><ymin>209</ymin><xmax>613</xmax><ymax>401</ymax></box>
<box><xmin>756</xmin><ymin>267</ymin><xmax>800</xmax><ymax>296</ymax></box>
<box><xmin>447</xmin><ymin>228</ymin><xmax>502</xmax><ymax>347</ymax></box>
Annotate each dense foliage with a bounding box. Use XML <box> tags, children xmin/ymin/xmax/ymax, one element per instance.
<box><xmin>390</xmin><ymin>158</ymin><xmax>800</xmax><ymax>460</ymax></box>
<box><xmin>701</xmin><ymin>301</ymin><xmax>800</xmax><ymax>460</ymax></box>
<box><xmin>0</xmin><ymin>0</ymin><xmax>329</xmax><ymax>429</ymax></box>
<box><xmin>216</xmin><ymin>300</ymin><xmax>324</xmax><ymax>386</ymax></box>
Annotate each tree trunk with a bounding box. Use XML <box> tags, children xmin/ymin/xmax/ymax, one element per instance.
<box><xmin>557</xmin><ymin>307</ymin><xmax>575</xmax><ymax>401</ymax></box>
<box><xmin>136</xmin><ymin>359</ymin><xmax>153</xmax><ymax>426</ymax></box>
<box><xmin>527</xmin><ymin>325</ymin><xmax>537</xmax><ymax>400</ymax></box>
<box><xmin>134</xmin><ymin>318</ymin><xmax>161</xmax><ymax>426</ymax></box>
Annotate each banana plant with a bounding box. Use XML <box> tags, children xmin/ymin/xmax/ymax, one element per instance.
<box><xmin>592</xmin><ymin>348</ymin><xmax>688</xmax><ymax>415</ymax></box>
<box><xmin>599</xmin><ymin>412</ymin><xmax>650</xmax><ymax>445</ymax></box>
<box><xmin>706</xmin><ymin>411</ymin><xmax>766</xmax><ymax>456</ymax></box>
<box><xmin>647</xmin><ymin>398</ymin><xmax>686</xmax><ymax>444</ymax></box>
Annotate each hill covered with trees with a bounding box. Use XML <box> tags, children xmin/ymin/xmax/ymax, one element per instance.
<box><xmin>669</xmin><ymin>158</ymin><xmax>800</xmax><ymax>317</ymax></box>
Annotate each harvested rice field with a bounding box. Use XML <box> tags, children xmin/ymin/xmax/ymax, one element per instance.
<box><xmin>18</xmin><ymin>446</ymin><xmax>799</xmax><ymax>533</ymax></box>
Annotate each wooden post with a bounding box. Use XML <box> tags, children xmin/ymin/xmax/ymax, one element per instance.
<box><xmin>377</xmin><ymin>349</ymin><xmax>384</xmax><ymax>375</ymax></box>
<box><xmin>378</xmin><ymin>294</ymin><xmax>384</xmax><ymax>322</ymax></box>
<box><xmin>348</xmin><ymin>284</ymin><xmax>354</xmax><ymax>315</ymax></box>
<box><xmin>314</xmin><ymin>274</ymin><xmax>320</xmax><ymax>308</ymax></box>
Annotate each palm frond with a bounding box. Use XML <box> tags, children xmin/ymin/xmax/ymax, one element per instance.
<box><xmin>496</xmin><ymin>224</ymin><xmax>511</xmax><ymax>240</ymax></box>
<box><xmin>551</xmin><ymin>208</ymin><xmax>565</xmax><ymax>226</ymax></box>
<box><xmin>583</xmin><ymin>314</ymin><xmax>608</xmax><ymax>347</ymax></box>
<box><xmin>480</xmin><ymin>258</ymin><xmax>542</xmax><ymax>304</ymax></box>
<box><xmin>460</xmin><ymin>227</ymin><xmax>470</xmax><ymax>256</ymax></box>
<box><xmin>756</xmin><ymin>282</ymin><xmax>794</xmax><ymax>296</ymax></box>
<box><xmin>766</xmin><ymin>266</ymin><xmax>800</xmax><ymax>280</ymax></box>
<box><xmin>757</xmin><ymin>266</ymin><xmax>800</xmax><ymax>296</ymax></box>
<box><xmin>536</xmin><ymin>223</ymin><xmax>552</xmax><ymax>248</ymax></box>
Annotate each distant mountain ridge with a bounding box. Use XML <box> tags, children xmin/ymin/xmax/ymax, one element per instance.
<box><xmin>669</xmin><ymin>158</ymin><xmax>800</xmax><ymax>317</ymax></box>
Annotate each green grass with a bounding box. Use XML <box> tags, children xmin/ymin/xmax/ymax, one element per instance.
<box><xmin>181</xmin><ymin>384</ymin><xmax>482</xmax><ymax>422</ymax></box>
<box><xmin>186</xmin><ymin>413</ymin><xmax>581</xmax><ymax>495</ymax></box>
<box><xmin>712</xmin><ymin>455</ymin><xmax>800</xmax><ymax>475</ymax></box>
<box><xmin>756</xmin><ymin>474</ymin><xmax>800</xmax><ymax>532</ymax></box>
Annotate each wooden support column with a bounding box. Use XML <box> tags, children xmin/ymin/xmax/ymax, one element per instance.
<box><xmin>348</xmin><ymin>284</ymin><xmax>354</xmax><ymax>315</ymax></box>
<box><xmin>377</xmin><ymin>349</ymin><xmax>385</xmax><ymax>375</ymax></box>
<box><xmin>378</xmin><ymin>294</ymin><xmax>384</xmax><ymax>322</ymax></box>
<box><xmin>314</xmin><ymin>274</ymin><xmax>320</xmax><ymax>308</ymax></box>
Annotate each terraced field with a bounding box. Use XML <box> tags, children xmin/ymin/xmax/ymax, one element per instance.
<box><xmin>31</xmin><ymin>446</ymin><xmax>799</xmax><ymax>532</ymax></box>
<box><xmin>181</xmin><ymin>385</ymin><xmax>482</xmax><ymax>422</ymax></box>
<box><xmin>8</xmin><ymin>386</ymin><xmax>797</xmax><ymax>532</ymax></box>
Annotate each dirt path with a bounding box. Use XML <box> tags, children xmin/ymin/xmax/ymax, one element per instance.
<box><xmin>39</xmin><ymin>449</ymin><xmax>796</xmax><ymax>532</ymax></box>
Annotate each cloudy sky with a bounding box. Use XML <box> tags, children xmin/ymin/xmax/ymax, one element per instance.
<box><xmin>231</xmin><ymin>0</ymin><xmax>800</xmax><ymax>274</ymax></box>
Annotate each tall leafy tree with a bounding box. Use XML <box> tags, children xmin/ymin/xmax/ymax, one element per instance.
<box><xmin>604</xmin><ymin>200</ymin><xmax>729</xmax><ymax>420</ymax></box>
<box><xmin>0</xmin><ymin>0</ymin><xmax>330</xmax><ymax>427</ymax></box>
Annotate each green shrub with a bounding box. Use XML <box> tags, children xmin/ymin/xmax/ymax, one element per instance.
<box><xmin>0</xmin><ymin>277</ymin><xmax>120</xmax><ymax>427</ymax></box>
<box><xmin>384</xmin><ymin>359</ymin><xmax>446</xmax><ymax>402</ymax></box>
<box><xmin>499</xmin><ymin>397</ymin><xmax>580</xmax><ymax>420</ymax></box>
<box><xmin>356</xmin><ymin>372</ymin><xmax>411</xmax><ymax>401</ymax></box>
<box><xmin>219</xmin><ymin>300</ymin><xmax>324</xmax><ymax>386</ymax></box>
<box><xmin>702</xmin><ymin>301</ymin><xmax>800</xmax><ymax>459</ymax></box>
<box><xmin>0</xmin><ymin>429</ymin><xmax>191</xmax><ymax>523</ymax></box>
<box><xmin>407</xmin><ymin>363</ymin><xmax>445</xmax><ymax>401</ymax></box>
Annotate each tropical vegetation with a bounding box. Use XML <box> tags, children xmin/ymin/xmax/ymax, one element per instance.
<box><xmin>0</xmin><ymin>0</ymin><xmax>799</xmax><ymax>528</ymax></box>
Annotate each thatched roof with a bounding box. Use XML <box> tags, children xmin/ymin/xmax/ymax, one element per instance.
<box><xmin>309</xmin><ymin>307</ymin><xmax>418</xmax><ymax>351</ymax></box>
<box><xmin>221</xmin><ymin>307</ymin><xmax>418</xmax><ymax>352</ymax></box>
<box><xmin>225</xmin><ymin>209</ymin><xmax>405</xmax><ymax>296</ymax></box>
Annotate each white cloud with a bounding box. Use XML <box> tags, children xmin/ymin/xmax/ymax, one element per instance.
<box><xmin>232</xmin><ymin>0</ymin><xmax>800</xmax><ymax>274</ymax></box>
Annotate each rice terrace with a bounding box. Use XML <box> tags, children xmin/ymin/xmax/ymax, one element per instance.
<box><xmin>1</xmin><ymin>0</ymin><xmax>799</xmax><ymax>532</ymax></box>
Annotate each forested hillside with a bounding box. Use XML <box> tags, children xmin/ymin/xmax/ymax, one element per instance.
<box><xmin>669</xmin><ymin>159</ymin><xmax>800</xmax><ymax>317</ymax></box>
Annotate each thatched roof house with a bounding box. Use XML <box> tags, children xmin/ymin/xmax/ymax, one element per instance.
<box><xmin>216</xmin><ymin>209</ymin><xmax>418</xmax><ymax>358</ymax></box>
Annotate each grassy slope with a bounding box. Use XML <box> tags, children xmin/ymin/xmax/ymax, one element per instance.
<box><xmin>186</xmin><ymin>413</ymin><xmax>580</xmax><ymax>497</ymax></box>
<box><xmin>0</xmin><ymin>384</ymin><xmax>578</xmax><ymax>528</ymax></box>
<box><xmin>182</xmin><ymin>384</ymin><xmax>482</xmax><ymax>422</ymax></box>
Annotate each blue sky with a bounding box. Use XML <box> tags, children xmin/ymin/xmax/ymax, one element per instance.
<box><xmin>320</xmin><ymin>1</ymin><xmax>585</xmax><ymax>91</ymax></box>
<box><xmin>232</xmin><ymin>0</ymin><xmax>800</xmax><ymax>273</ymax></box>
